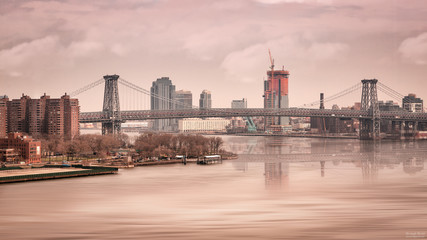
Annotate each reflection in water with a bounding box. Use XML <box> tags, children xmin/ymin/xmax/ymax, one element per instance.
<box><xmin>403</xmin><ymin>157</ymin><xmax>424</xmax><ymax>175</ymax></box>
<box><xmin>320</xmin><ymin>160</ymin><xmax>325</xmax><ymax>177</ymax></box>
<box><xmin>264</xmin><ymin>162</ymin><xmax>289</xmax><ymax>190</ymax></box>
<box><xmin>1</xmin><ymin>136</ymin><xmax>427</xmax><ymax>240</ymax></box>
<box><xmin>227</xmin><ymin>136</ymin><xmax>427</xmax><ymax>184</ymax></box>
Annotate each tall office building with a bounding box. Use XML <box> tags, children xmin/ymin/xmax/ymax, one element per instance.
<box><xmin>151</xmin><ymin>77</ymin><xmax>176</xmax><ymax>131</ymax></box>
<box><xmin>3</xmin><ymin>94</ymin><xmax>79</xmax><ymax>140</ymax></box>
<box><xmin>263</xmin><ymin>66</ymin><xmax>290</xmax><ymax>126</ymax></box>
<box><xmin>199</xmin><ymin>90</ymin><xmax>212</xmax><ymax>109</ymax></box>
<box><xmin>175</xmin><ymin>90</ymin><xmax>193</xmax><ymax>109</ymax></box>
<box><xmin>403</xmin><ymin>94</ymin><xmax>423</xmax><ymax>113</ymax></box>
<box><xmin>231</xmin><ymin>98</ymin><xmax>247</xmax><ymax>109</ymax></box>
<box><xmin>0</xmin><ymin>96</ymin><xmax>8</xmax><ymax>138</ymax></box>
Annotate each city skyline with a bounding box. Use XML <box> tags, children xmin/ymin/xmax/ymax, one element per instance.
<box><xmin>1</xmin><ymin>0</ymin><xmax>427</xmax><ymax>112</ymax></box>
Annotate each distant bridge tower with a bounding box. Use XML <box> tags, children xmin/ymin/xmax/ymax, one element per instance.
<box><xmin>102</xmin><ymin>75</ymin><xmax>122</xmax><ymax>135</ymax></box>
<box><xmin>360</xmin><ymin>79</ymin><xmax>380</xmax><ymax>140</ymax></box>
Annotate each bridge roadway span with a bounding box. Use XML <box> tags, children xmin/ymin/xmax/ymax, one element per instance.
<box><xmin>79</xmin><ymin>108</ymin><xmax>427</xmax><ymax>123</ymax></box>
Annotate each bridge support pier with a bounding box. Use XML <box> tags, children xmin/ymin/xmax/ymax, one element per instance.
<box><xmin>401</xmin><ymin>121</ymin><xmax>406</xmax><ymax>140</ymax></box>
<box><xmin>102</xmin><ymin>74</ymin><xmax>122</xmax><ymax>135</ymax></box>
<box><xmin>404</xmin><ymin>121</ymin><xmax>419</xmax><ymax>140</ymax></box>
<box><xmin>360</xmin><ymin>119</ymin><xmax>373</xmax><ymax>140</ymax></box>
<box><xmin>359</xmin><ymin>79</ymin><xmax>380</xmax><ymax>140</ymax></box>
<box><xmin>390</xmin><ymin>121</ymin><xmax>402</xmax><ymax>140</ymax></box>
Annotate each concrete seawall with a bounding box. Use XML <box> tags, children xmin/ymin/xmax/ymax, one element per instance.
<box><xmin>0</xmin><ymin>165</ymin><xmax>118</xmax><ymax>184</ymax></box>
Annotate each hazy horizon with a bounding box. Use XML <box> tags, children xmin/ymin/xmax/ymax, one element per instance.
<box><xmin>1</xmin><ymin>0</ymin><xmax>427</xmax><ymax>112</ymax></box>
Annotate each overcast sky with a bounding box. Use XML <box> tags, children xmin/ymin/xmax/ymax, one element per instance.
<box><xmin>1</xmin><ymin>0</ymin><xmax>427</xmax><ymax>112</ymax></box>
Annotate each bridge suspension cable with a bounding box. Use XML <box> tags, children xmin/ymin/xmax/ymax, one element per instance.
<box><xmin>377</xmin><ymin>82</ymin><xmax>417</xmax><ymax>107</ymax></box>
<box><xmin>120</xmin><ymin>82</ymin><xmax>150</xmax><ymax>111</ymax></box>
<box><xmin>298</xmin><ymin>82</ymin><xmax>362</xmax><ymax>108</ymax></box>
<box><xmin>118</xmin><ymin>78</ymin><xmax>236</xmax><ymax>115</ymax></box>
<box><xmin>69</xmin><ymin>78</ymin><xmax>104</xmax><ymax>97</ymax></box>
<box><xmin>118</xmin><ymin>77</ymin><xmax>200</xmax><ymax>110</ymax></box>
<box><xmin>377</xmin><ymin>85</ymin><xmax>403</xmax><ymax>102</ymax></box>
<box><xmin>377</xmin><ymin>82</ymin><xmax>404</xmax><ymax>99</ymax></box>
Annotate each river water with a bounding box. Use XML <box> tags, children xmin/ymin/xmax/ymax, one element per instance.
<box><xmin>1</xmin><ymin>136</ymin><xmax>426</xmax><ymax>240</ymax></box>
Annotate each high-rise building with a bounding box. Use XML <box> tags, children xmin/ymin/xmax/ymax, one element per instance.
<box><xmin>403</xmin><ymin>94</ymin><xmax>423</xmax><ymax>113</ymax></box>
<box><xmin>63</xmin><ymin>94</ymin><xmax>80</xmax><ymax>140</ymax></box>
<box><xmin>0</xmin><ymin>95</ymin><xmax>8</xmax><ymax>138</ymax></box>
<box><xmin>263</xmin><ymin>66</ymin><xmax>290</xmax><ymax>126</ymax></box>
<box><xmin>151</xmin><ymin>77</ymin><xmax>176</xmax><ymax>131</ymax></box>
<box><xmin>7</xmin><ymin>94</ymin><xmax>31</xmax><ymax>133</ymax></box>
<box><xmin>175</xmin><ymin>90</ymin><xmax>193</xmax><ymax>109</ymax></box>
<box><xmin>28</xmin><ymin>94</ymin><xmax>49</xmax><ymax>136</ymax></box>
<box><xmin>199</xmin><ymin>90</ymin><xmax>212</xmax><ymax>109</ymax></box>
<box><xmin>46</xmin><ymin>98</ymin><xmax>64</xmax><ymax>137</ymax></box>
<box><xmin>3</xmin><ymin>94</ymin><xmax>79</xmax><ymax>140</ymax></box>
<box><xmin>231</xmin><ymin>98</ymin><xmax>247</xmax><ymax>109</ymax></box>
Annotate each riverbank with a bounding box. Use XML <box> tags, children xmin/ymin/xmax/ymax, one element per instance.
<box><xmin>134</xmin><ymin>155</ymin><xmax>238</xmax><ymax>166</ymax></box>
<box><xmin>219</xmin><ymin>132</ymin><xmax>358</xmax><ymax>139</ymax></box>
<box><xmin>0</xmin><ymin>165</ymin><xmax>118</xmax><ymax>184</ymax></box>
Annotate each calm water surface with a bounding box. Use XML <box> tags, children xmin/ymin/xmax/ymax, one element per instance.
<box><xmin>1</xmin><ymin>136</ymin><xmax>426</xmax><ymax>239</ymax></box>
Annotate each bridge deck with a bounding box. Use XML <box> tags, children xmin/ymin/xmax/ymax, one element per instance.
<box><xmin>79</xmin><ymin>108</ymin><xmax>427</xmax><ymax>123</ymax></box>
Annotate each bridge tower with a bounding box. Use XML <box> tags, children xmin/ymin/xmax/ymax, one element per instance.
<box><xmin>102</xmin><ymin>75</ymin><xmax>122</xmax><ymax>135</ymax></box>
<box><xmin>360</xmin><ymin>79</ymin><xmax>380</xmax><ymax>140</ymax></box>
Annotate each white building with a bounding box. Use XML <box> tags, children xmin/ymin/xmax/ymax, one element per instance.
<box><xmin>231</xmin><ymin>98</ymin><xmax>247</xmax><ymax>108</ymax></box>
<box><xmin>178</xmin><ymin>118</ymin><xmax>231</xmax><ymax>133</ymax></box>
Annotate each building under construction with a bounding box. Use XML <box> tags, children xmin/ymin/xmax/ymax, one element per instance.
<box><xmin>263</xmin><ymin>50</ymin><xmax>290</xmax><ymax>128</ymax></box>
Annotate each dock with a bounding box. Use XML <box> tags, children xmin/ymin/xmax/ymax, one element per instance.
<box><xmin>0</xmin><ymin>165</ymin><xmax>118</xmax><ymax>184</ymax></box>
<box><xmin>197</xmin><ymin>155</ymin><xmax>222</xmax><ymax>165</ymax></box>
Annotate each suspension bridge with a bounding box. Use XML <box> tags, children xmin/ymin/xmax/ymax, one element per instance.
<box><xmin>72</xmin><ymin>75</ymin><xmax>427</xmax><ymax>140</ymax></box>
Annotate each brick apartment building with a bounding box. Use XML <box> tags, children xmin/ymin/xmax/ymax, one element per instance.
<box><xmin>0</xmin><ymin>132</ymin><xmax>41</xmax><ymax>164</ymax></box>
<box><xmin>0</xmin><ymin>94</ymin><xmax>80</xmax><ymax>140</ymax></box>
<box><xmin>7</xmin><ymin>94</ymin><xmax>31</xmax><ymax>133</ymax></box>
<box><xmin>0</xmin><ymin>96</ymin><xmax>8</xmax><ymax>138</ymax></box>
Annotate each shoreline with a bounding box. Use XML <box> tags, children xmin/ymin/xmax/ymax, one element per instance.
<box><xmin>0</xmin><ymin>165</ymin><xmax>118</xmax><ymax>184</ymax></box>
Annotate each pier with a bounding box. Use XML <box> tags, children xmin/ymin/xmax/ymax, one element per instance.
<box><xmin>197</xmin><ymin>155</ymin><xmax>222</xmax><ymax>165</ymax></box>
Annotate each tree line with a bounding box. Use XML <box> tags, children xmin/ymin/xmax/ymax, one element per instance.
<box><xmin>134</xmin><ymin>133</ymin><xmax>224</xmax><ymax>159</ymax></box>
<box><xmin>34</xmin><ymin>133</ymin><xmax>225</xmax><ymax>160</ymax></box>
<box><xmin>34</xmin><ymin>133</ymin><xmax>129</xmax><ymax>159</ymax></box>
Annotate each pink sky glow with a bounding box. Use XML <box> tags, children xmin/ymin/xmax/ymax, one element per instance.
<box><xmin>1</xmin><ymin>0</ymin><xmax>427</xmax><ymax>111</ymax></box>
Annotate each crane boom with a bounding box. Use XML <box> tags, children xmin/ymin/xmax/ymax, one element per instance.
<box><xmin>268</xmin><ymin>48</ymin><xmax>274</xmax><ymax>70</ymax></box>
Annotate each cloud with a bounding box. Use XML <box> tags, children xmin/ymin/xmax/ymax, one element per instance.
<box><xmin>68</xmin><ymin>41</ymin><xmax>104</xmax><ymax>57</ymax></box>
<box><xmin>1</xmin><ymin>0</ymin><xmax>427</xmax><ymax>109</ymax></box>
<box><xmin>22</xmin><ymin>1</ymin><xmax>98</xmax><ymax>13</ymax></box>
<box><xmin>0</xmin><ymin>36</ymin><xmax>60</xmax><ymax>69</ymax></box>
<box><xmin>221</xmin><ymin>43</ymin><xmax>267</xmax><ymax>83</ymax></box>
<box><xmin>307</xmin><ymin>42</ymin><xmax>348</xmax><ymax>60</ymax></box>
<box><xmin>182</xmin><ymin>26</ymin><xmax>241</xmax><ymax>61</ymax></box>
<box><xmin>399</xmin><ymin>32</ymin><xmax>427</xmax><ymax>65</ymax></box>
<box><xmin>110</xmin><ymin>44</ymin><xmax>128</xmax><ymax>56</ymax></box>
<box><xmin>221</xmin><ymin>36</ymin><xmax>348</xmax><ymax>83</ymax></box>
<box><xmin>255</xmin><ymin>0</ymin><xmax>305</xmax><ymax>3</ymax></box>
<box><xmin>8</xmin><ymin>71</ymin><xmax>23</xmax><ymax>78</ymax></box>
<box><xmin>254</xmin><ymin>0</ymin><xmax>332</xmax><ymax>4</ymax></box>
